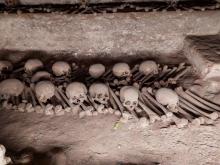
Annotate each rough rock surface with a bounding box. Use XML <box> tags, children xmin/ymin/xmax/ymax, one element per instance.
<box><xmin>184</xmin><ymin>35</ymin><xmax>220</xmax><ymax>79</ymax></box>
<box><xmin>1</xmin><ymin>11</ymin><xmax>220</xmax><ymax>64</ymax></box>
<box><xmin>0</xmin><ymin>110</ymin><xmax>220</xmax><ymax>165</ymax></box>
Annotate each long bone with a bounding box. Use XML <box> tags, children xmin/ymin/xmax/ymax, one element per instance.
<box><xmin>139</xmin><ymin>74</ymin><xmax>154</xmax><ymax>85</ymax></box>
<box><xmin>158</xmin><ymin>65</ymin><xmax>171</xmax><ymax>79</ymax></box>
<box><xmin>27</xmin><ymin>87</ymin><xmax>37</xmax><ymax>107</ymax></box>
<box><xmin>56</xmin><ymin>86</ymin><xmax>74</xmax><ymax>109</ymax></box>
<box><xmin>141</xmin><ymin>88</ymin><xmax>173</xmax><ymax>117</ymax></box>
<box><xmin>177</xmin><ymin>107</ymin><xmax>201</xmax><ymax>126</ymax></box>
<box><xmin>179</xmin><ymin>96</ymin><xmax>218</xmax><ymax>120</ymax></box>
<box><xmin>140</xmin><ymin>93</ymin><xmax>163</xmax><ymax>116</ymax></box>
<box><xmin>54</xmin><ymin>90</ymin><xmax>67</xmax><ymax>108</ymax></box>
<box><xmin>109</xmin><ymin>92</ymin><xmax>118</xmax><ymax>110</ymax></box>
<box><xmin>186</xmin><ymin>90</ymin><xmax>220</xmax><ymax>111</ymax></box>
<box><xmin>108</xmin><ymin>85</ymin><xmax>124</xmax><ymax>114</ymax></box>
<box><xmin>146</xmin><ymin>65</ymin><xmax>170</xmax><ymax>86</ymax></box>
<box><xmin>159</xmin><ymin>63</ymin><xmax>185</xmax><ymax>82</ymax></box>
<box><xmin>171</xmin><ymin>113</ymin><xmax>188</xmax><ymax>128</ymax></box>
<box><xmin>138</xmin><ymin>100</ymin><xmax>160</xmax><ymax>123</ymax></box>
<box><xmin>179</xmin><ymin>102</ymin><xmax>206</xmax><ymax>125</ymax></box>
<box><xmin>175</xmin><ymin>87</ymin><xmax>218</xmax><ymax>112</ymax></box>
<box><xmin>102</xmin><ymin>68</ymin><xmax>112</xmax><ymax>78</ymax></box>
<box><xmin>168</xmin><ymin>66</ymin><xmax>191</xmax><ymax>84</ymax></box>
<box><xmin>160</xmin><ymin>67</ymin><xmax>178</xmax><ymax>81</ymax></box>
<box><xmin>175</xmin><ymin>62</ymin><xmax>186</xmax><ymax>72</ymax></box>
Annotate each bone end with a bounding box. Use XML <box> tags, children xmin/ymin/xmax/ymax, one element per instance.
<box><xmin>176</xmin><ymin>119</ymin><xmax>188</xmax><ymax>128</ymax></box>
<box><xmin>210</xmin><ymin>112</ymin><xmax>219</xmax><ymax>120</ymax></box>
<box><xmin>191</xmin><ymin>118</ymin><xmax>201</xmax><ymax>127</ymax></box>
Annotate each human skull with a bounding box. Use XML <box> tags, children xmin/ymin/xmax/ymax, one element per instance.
<box><xmin>66</xmin><ymin>82</ymin><xmax>87</xmax><ymax>105</ymax></box>
<box><xmin>89</xmin><ymin>64</ymin><xmax>105</xmax><ymax>78</ymax></box>
<box><xmin>0</xmin><ymin>79</ymin><xmax>24</xmax><ymax>99</ymax></box>
<box><xmin>0</xmin><ymin>60</ymin><xmax>13</xmax><ymax>73</ymax></box>
<box><xmin>155</xmin><ymin>88</ymin><xmax>179</xmax><ymax>111</ymax></box>
<box><xmin>0</xmin><ymin>145</ymin><xmax>6</xmax><ymax>158</ymax></box>
<box><xmin>35</xmin><ymin>81</ymin><xmax>55</xmax><ymax>103</ymax></box>
<box><xmin>120</xmin><ymin>86</ymin><xmax>139</xmax><ymax>111</ymax></box>
<box><xmin>31</xmin><ymin>71</ymin><xmax>51</xmax><ymax>83</ymax></box>
<box><xmin>89</xmin><ymin>83</ymin><xmax>109</xmax><ymax>104</ymax></box>
<box><xmin>24</xmin><ymin>59</ymin><xmax>43</xmax><ymax>74</ymax></box>
<box><xmin>112</xmin><ymin>63</ymin><xmax>131</xmax><ymax>78</ymax></box>
<box><xmin>52</xmin><ymin>61</ymin><xmax>71</xmax><ymax>76</ymax></box>
<box><xmin>0</xmin><ymin>144</ymin><xmax>8</xmax><ymax>165</ymax></box>
<box><xmin>139</xmin><ymin>60</ymin><xmax>158</xmax><ymax>75</ymax></box>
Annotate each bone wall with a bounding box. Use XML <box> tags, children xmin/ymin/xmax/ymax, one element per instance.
<box><xmin>0</xmin><ymin>11</ymin><xmax>220</xmax><ymax>63</ymax></box>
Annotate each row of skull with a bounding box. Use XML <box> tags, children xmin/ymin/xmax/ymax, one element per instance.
<box><xmin>0</xmin><ymin>59</ymin><xmax>159</xmax><ymax>78</ymax></box>
<box><xmin>0</xmin><ymin>78</ymin><xmax>180</xmax><ymax>112</ymax></box>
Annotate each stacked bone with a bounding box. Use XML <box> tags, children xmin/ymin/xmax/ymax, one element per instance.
<box><xmin>0</xmin><ymin>59</ymin><xmax>219</xmax><ymax>128</ymax></box>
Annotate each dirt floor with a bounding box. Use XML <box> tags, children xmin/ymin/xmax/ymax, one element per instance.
<box><xmin>0</xmin><ymin>109</ymin><xmax>220</xmax><ymax>165</ymax></box>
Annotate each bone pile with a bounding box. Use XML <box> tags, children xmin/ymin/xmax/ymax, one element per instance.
<box><xmin>0</xmin><ymin>59</ymin><xmax>220</xmax><ymax>129</ymax></box>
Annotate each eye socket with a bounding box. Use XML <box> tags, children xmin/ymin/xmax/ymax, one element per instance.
<box><xmin>97</xmin><ymin>94</ymin><xmax>102</xmax><ymax>98</ymax></box>
<box><xmin>125</xmin><ymin>101</ymin><xmax>131</xmax><ymax>105</ymax></box>
<box><xmin>133</xmin><ymin>101</ymin><xmax>138</xmax><ymax>106</ymax></box>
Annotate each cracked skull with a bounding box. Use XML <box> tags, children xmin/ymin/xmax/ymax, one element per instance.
<box><xmin>155</xmin><ymin>88</ymin><xmax>179</xmax><ymax>111</ymax></box>
<box><xmin>24</xmin><ymin>59</ymin><xmax>43</xmax><ymax>74</ymax></box>
<box><xmin>139</xmin><ymin>60</ymin><xmax>158</xmax><ymax>75</ymax></box>
<box><xmin>89</xmin><ymin>83</ymin><xmax>109</xmax><ymax>104</ymax></box>
<box><xmin>120</xmin><ymin>86</ymin><xmax>139</xmax><ymax>111</ymax></box>
<box><xmin>52</xmin><ymin>61</ymin><xmax>71</xmax><ymax>77</ymax></box>
<box><xmin>0</xmin><ymin>79</ymin><xmax>24</xmax><ymax>99</ymax></box>
<box><xmin>0</xmin><ymin>60</ymin><xmax>13</xmax><ymax>73</ymax></box>
<box><xmin>112</xmin><ymin>63</ymin><xmax>131</xmax><ymax>78</ymax></box>
<box><xmin>35</xmin><ymin>81</ymin><xmax>55</xmax><ymax>103</ymax></box>
<box><xmin>66</xmin><ymin>82</ymin><xmax>87</xmax><ymax>105</ymax></box>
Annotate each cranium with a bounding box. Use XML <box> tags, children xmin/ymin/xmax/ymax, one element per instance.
<box><xmin>0</xmin><ymin>60</ymin><xmax>13</xmax><ymax>73</ymax></box>
<box><xmin>112</xmin><ymin>63</ymin><xmax>131</xmax><ymax>78</ymax></box>
<box><xmin>120</xmin><ymin>86</ymin><xmax>139</xmax><ymax>111</ymax></box>
<box><xmin>139</xmin><ymin>60</ymin><xmax>158</xmax><ymax>75</ymax></box>
<box><xmin>52</xmin><ymin>61</ymin><xmax>71</xmax><ymax>76</ymax></box>
<box><xmin>155</xmin><ymin>88</ymin><xmax>179</xmax><ymax>111</ymax></box>
<box><xmin>0</xmin><ymin>79</ymin><xmax>24</xmax><ymax>99</ymax></box>
<box><xmin>24</xmin><ymin>59</ymin><xmax>43</xmax><ymax>74</ymax></box>
<box><xmin>89</xmin><ymin>64</ymin><xmax>105</xmax><ymax>78</ymax></box>
<box><xmin>89</xmin><ymin>83</ymin><xmax>109</xmax><ymax>104</ymax></box>
<box><xmin>0</xmin><ymin>144</ymin><xmax>11</xmax><ymax>165</ymax></box>
<box><xmin>35</xmin><ymin>81</ymin><xmax>55</xmax><ymax>103</ymax></box>
<box><xmin>66</xmin><ymin>82</ymin><xmax>87</xmax><ymax>105</ymax></box>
